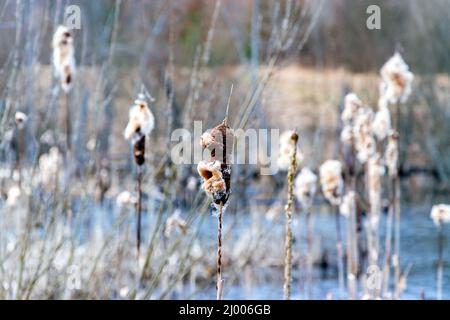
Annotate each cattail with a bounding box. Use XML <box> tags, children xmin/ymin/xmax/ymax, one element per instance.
<box><xmin>197</xmin><ymin>118</ymin><xmax>234</xmax><ymax>300</ymax></box>
<box><xmin>278</xmin><ymin>130</ymin><xmax>304</xmax><ymax>171</ymax></box>
<box><xmin>283</xmin><ymin>131</ymin><xmax>299</xmax><ymax>300</ymax></box>
<box><xmin>319</xmin><ymin>160</ymin><xmax>343</xmax><ymax>206</ymax></box>
<box><xmin>341</xmin><ymin>93</ymin><xmax>363</xmax><ymax>124</ymax></box>
<box><xmin>116</xmin><ymin>191</ymin><xmax>137</xmax><ymax>207</ymax></box>
<box><xmin>353</xmin><ymin>107</ymin><xmax>376</xmax><ymax>164</ymax></box>
<box><xmin>294</xmin><ymin>167</ymin><xmax>317</xmax><ymax>299</ymax></box>
<box><xmin>294</xmin><ymin>167</ymin><xmax>317</xmax><ymax>209</ymax></box>
<box><xmin>385</xmin><ymin>130</ymin><xmax>399</xmax><ymax>177</ymax></box>
<box><xmin>52</xmin><ymin>25</ymin><xmax>76</xmax><ymax>93</ymax></box>
<box><xmin>367</xmin><ymin>154</ymin><xmax>383</xmax><ymax>273</ymax></box>
<box><xmin>124</xmin><ymin>93</ymin><xmax>155</xmax><ymax>256</ymax></box>
<box><xmin>380</xmin><ymin>52</ymin><xmax>414</xmax><ymax>105</ymax></box>
<box><xmin>6</xmin><ymin>185</ymin><xmax>21</xmax><ymax>207</ymax></box>
<box><xmin>372</xmin><ymin>99</ymin><xmax>391</xmax><ymax>141</ymax></box>
<box><xmin>430</xmin><ymin>204</ymin><xmax>450</xmax><ymax>300</ymax></box>
<box><xmin>14</xmin><ymin>112</ymin><xmax>28</xmax><ymax>130</ymax></box>
<box><xmin>320</xmin><ymin>160</ymin><xmax>345</xmax><ymax>293</ymax></box>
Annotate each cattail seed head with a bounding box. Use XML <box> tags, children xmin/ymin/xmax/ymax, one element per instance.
<box><xmin>52</xmin><ymin>25</ymin><xmax>76</xmax><ymax>93</ymax></box>
<box><xmin>124</xmin><ymin>94</ymin><xmax>155</xmax><ymax>166</ymax></box>
<box><xmin>197</xmin><ymin>120</ymin><xmax>235</xmax><ymax>208</ymax></box>
<box><xmin>294</xmin><ymin>167</ymin><xmax>317</xmax><ymax>209</ymax></box>
<box><xmin>430</xmin><ymin>204</ymin><xmax>450</xmax><ymax>226</ymax></box>
<box><xmin>354</xmin><ymin>107</ymin><xmax>376</xmax><ymax>164</ymax></box>
<box><xmin>14</xmin><ymin>112</ymin><xmax>28</xmax><ymax>129</ymax></box>
<box><xmin>385</xmin><ymin>130</ymin><xmax>399</xmax><ymax>177</ymax></box>
<box><xmin>342</xmin><ymin>93</ymin><xmax>363</xmax><ymax>124</ymax></box>
<box><xmin>278</xmin><ymin>130</ymin><xmax>304</xmax><ymax>171</ymax></box>
<box><xmin>164</xmin><ymin>210</ymin><xmax>188</xmax><ymax>238</ymax></box>
<box><xmin>319</xmin><ymin>160</ymin><xmax>343</xmax><ymax>206</ymax></box>
<box><xmin>367</xmin><ymin>154</ymin><xmax>383</xmax><ymax>209</ymax></box>
<box><xmin>339</xmin><ymin>191</ymin><xmax>356</xmax><ymax>218</ymax></box>
<box><xmin>372</xmin><ymin>100</ymin><xmax>391</xmax><ymax>141</ymax></box>
<box><xmin>380</xmin><ymin>52</ymin><xmax>414</xmax><ymax>104</ymax></box>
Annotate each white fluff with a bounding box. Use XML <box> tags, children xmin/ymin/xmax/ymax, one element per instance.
<box><xmin>380</xmin><ymin>52</ymin><xmax>414</xmax><ymax>104</ymax></box>
<box><xmin>430</xmin><ymin>204</ymin><xmax>450</xmax><ymax>226</ymax></box>
<box><xmin>124</xmin><ymin>96</ymin><xmax>155</xmax><ymax>142</ymax></box>
<box><xmin>52</xmin><ymin>25</ymin><xmax>76</xmax><ymax>93</ymax></box>
<box><xmin>294</xmin><ymin>167</ymin><xmax>317</xmax><ymax>208</ymax></box>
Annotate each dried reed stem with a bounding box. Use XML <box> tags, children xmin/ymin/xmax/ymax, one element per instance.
<box><xmin>346</xmin><ymin>195</ymin><xmax>358</xmax><ymax>300</ymax></box>
<box><xmin>335</xmin><ymin>205</ymin><xmax>345</xmax><ymax>295</ymax></box>
<box><xmin>216</xmin><ymin>202</ymin><xmax>224</xmax><ymax>300</ymax></box>
<box><xmin>136</xmin><ymin>165</ymin><xmax>143</xmax><ymax>257</ymax></box>
<box><xmin>305</xmin><ymin>207</ymin><xmax>313</xmax><ymax>299</ymax></box>
<box><xmin>436</xmin><ymin>225</ymin><xmax>444</xmax><ymax>300</ymax></box>
<box><xmin>283</xmin><ymin>132</ymin><xmax>298</xmax><ymax>300</ymax></box>
<box><xmin>65</xmin><ymin>92</ymin><xmax>71</xmax><ymax>152</ymax></box>
<box><xmin>393</xmin><ymin>102</ymin><xmax>402</xmax><ymax>299</ymax></box>
<box><xmin>382</xmin><ymin>177</ymin><xmax>395</xmax><ymax>298</ymax></box>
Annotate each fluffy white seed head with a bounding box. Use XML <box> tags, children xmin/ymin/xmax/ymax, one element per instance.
<box><xmin>380</xmin><ymin>52</ymin><xmax>414</xmax><ymax>104</ymax></box>
<box><xmin>430</xmin><ymin>204</ymin><xmax>450</xmax><ymax>226</ymax></box>
<box><xmin>52</xmin><ymin>25</ymin><xmax>76</xmax><ymax>93</ymax></box>
<box><xmin>14</xmin><ymin>112</ymin><xmax>28</xmax><ymax>129</ymax></box>
<box><xmin>277</xmin><ymin>130</ymin><xmax>304</xmax><ymax>171</ymax></box>
<box><xmin>354</xmin><ymin>107</ymin><xmax>376</xmax><ymax>164</ymax></box>
<box><xmin>294</xmin><ymin>167</ymin><xmax>317</xmax><ymax>208</ymax></box>
<box><xmin>124</xmin><ymin>96</ymin><xmax>155</xmax><ymax>142</ymax></box>
<box><xmin>339</xmin><ymin>191</ymin><xmax>356</xmax><ymax>218</ymax></box>
<box><xmin>341</xmin><ymin>93</ymin><xmax>363</xmax><ymax>124</ymax></box>
<box><xmin>372</xmin><ymin>102</ymin><xmax>391</xmax><ymax>141</ymax></box>
<box><xmin>319</xmin><ymin>160</ymin><xmax>343</xmax><ymax>206</ymax></box>
<box><xmin>385</xmin><ymin>130</ymin><xmax>399</xmax><ymax>177</ymax></box>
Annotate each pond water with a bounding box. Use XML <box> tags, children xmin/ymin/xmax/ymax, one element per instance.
<box><xmin>190</xmin><ymin>204</ymin><xmax>449</xmax><ymax>300</ymax></box>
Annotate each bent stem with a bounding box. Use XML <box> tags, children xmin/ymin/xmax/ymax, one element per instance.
<box><xmin>216</xmin><ymin>202</ymin><xmax>224</xmax><ymax>300</ymax></box>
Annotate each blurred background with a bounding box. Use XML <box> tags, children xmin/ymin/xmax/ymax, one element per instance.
<box><xmin>0</xmin><ymin>0</ymin><xmax>449</xmax><ymax>300</ymax></box>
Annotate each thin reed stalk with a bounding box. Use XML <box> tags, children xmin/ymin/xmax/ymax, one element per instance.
<box><xmin>65</xmin><ymin>92</ymin><xmax>71</xmax><ymax>152</ymax></box>
<box><xmin>393</xmin><ymin>102</ymin><xmax>401</xmax><ymax>299</ymax></box>
<box><xmin>382</xmin><ymin>177</ymin><xmax>395</xmax><ymax>298</ymax></box>
<box><xmin>305</xmin><ymin>207</ymin><xmax>313</xmax><ymax>299</ymax></box>
<box><xmin>346</xmin><ymin>192</ymin><xmax>358</xmax><ymax>300</ymax></box>
<box><xmin>136</xmin><ymin>164</ymin><xmax>143</xmax><ymax>257</ymax></box>
<box><xmin>283</xmin><ymin>132</ymin><xmax>298</xmax><ymax>300</ymax></box>
<box><xmin>216</xmin><ymin>202</ymin><xmax>224</xmax><ymax>300</ymax></box>
<box><xmin>334</xmin><ymin>205</ymin><xmax>345</xmax><ymax>295</ymax></box>
<box><xmin>436</xmin><ymin>225</ymin><xmax>444</xmax><ymax>300</ymax></box>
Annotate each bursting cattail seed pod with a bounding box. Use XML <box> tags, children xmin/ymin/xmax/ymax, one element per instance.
<box><xmin>164</xmin><ymin>210</ymin><xmax>188</xmax><ymax>238</ymax></box>
<box><xmin>339</xmin><ymin>191</ymin><xmax>356</xmax><ymax>218</ymax></box>
<box><xmin>124</xmin><ymin>94</ymin><xmax>155</xmax><ymax>165</ymax></box>
<box><xmin>319</xmin><ymin>160</ymin><xmax>343</xmax><ymax>206</ymax></box>
<box><xmin>353</xmin><ymin>107</ymin><xmax>376</xmax><ymax>164</ymax></box>
<box><xmin>197</xmin><ymin>120</ymin><xmax>234</xmax><ymax>209</ymax></box>
<box><xmin>380</xmin><ymin>52</ymin><xmax>414</xmax><ymax>104</ymax></box>
<box><xmin>294</xmin><ymin>167</ymin><xmax>317</xmax><ymax>209</ymax></box>
<box><xmin>341</xmin><ymin>93</ymin><xmax>363</xmax><ymax>124</ymax></box>
<box><xmin>430</xmin><ymin>204</ymin><xmax>450</xmax><ymax>226</ymax></box>
<box><xmin>278</xmin><ymin>130</ymin><xmax>304</xmax><ymax>171</ymax></box>
<box><xmin>14</xmin><ymin>112</ymin><xmax>28</xmax><ymax>129</ymax></box>
<box><xmin>372</xmin><ymin>99</ymin><xmax>391</xmax><ymax>141</ymax></box>
<box><xmin>385</xmin><ymin>130</ymin><xmax>399</xmax><ymax>177</ymax></box>
<box><xmin>52</xmin><ymin>25</ymin><xmax>76</xmax><ymax>93</ymax></box>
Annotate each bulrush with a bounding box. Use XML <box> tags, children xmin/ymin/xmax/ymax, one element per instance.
<box><xmin>124</xmin><ymin>93</ymin><xmax>155</xmax><ymax>256</ymax></box>
<box><xmin>430</xmin><ymin>204</ymin><xmax>450</xmax><ymax>300</ymax></box>
<box><xmin>341</xmin><ymin>93</ymin><xmax>363</xmax><ymax>124</ymax></box>
<box><xmin>278</xmin><ymin>130</ymin><xmax>304</xmax><ymax>172</ymax></box>
<box><xmin>319</xmin><ymin>160</ymin><xmax>343</xmax><ymax>206</ymax></box>
<box><xmin>372</xmin><ymin>98</ymin><xmax>391</xmax><ymax>141</ymax></box>
<box><xmin>353</xmin><ymin>107</ymin><xmax>376</xmax><ymax>164</ymax></box>
<box><xmin>380</xmin><ymin>52</ymin><xmax>414</xmax><ymax>105</ymax></box>
<box><xmin>197</xmin><ymin>117</ymin><xmax>235</xmax><ymax>300</ymax></box>
<box><xmin>294</xmin><ymin>167</ymin><xmax>317</xmax><ymax>209</ymax></box>
<box><xmin>52</xmin><ymin>25</ymin><xmax>76</xmax><ymax>93</ymax></box>
<box><xmin>14</xmin><ymin>112</ymin><xmax>28</xmax><ymax>130</ymax></box>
